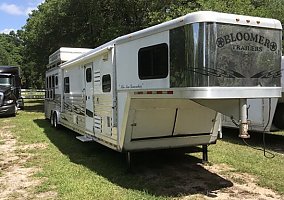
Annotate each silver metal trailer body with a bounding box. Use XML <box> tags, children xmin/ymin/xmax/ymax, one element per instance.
<box><xmin>222</xmin><ymin>57</ymin><xmax>284</xmax><ymax>132</ymax></box>
<box><xmin>46</xmin><ymin>11</ymin><xmax>282</xmax><ymax>154</ymax></box>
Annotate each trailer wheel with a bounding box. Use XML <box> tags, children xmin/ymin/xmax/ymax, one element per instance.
<box><xmin>53</xmin><ymin>112</ymin><xmax>59</xmax><ymax>129</ymax></box>
<box><xmin>273</xmin><ymin>104</ymin><xmax>284</xmax><ymax>129</ymax></box>
<box><xmin>50</xmin><ymin>112</ymin><xmax>54</xmax><ymax>126</ymax></box>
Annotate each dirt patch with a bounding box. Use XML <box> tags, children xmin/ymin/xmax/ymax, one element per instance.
<box><xmin>134</xmin><ymin>152</ymin><xmax>283</xmax><ymax>200</ymax></box>
<box><xmin>201</xmin><ymin>164</ymin><xmax>284</xmax><ymax>200</ymax></box>
<box><xmin>0</xmin><ymin>127</ymin><xmax>57</xmax><ymax>200</ymax></box>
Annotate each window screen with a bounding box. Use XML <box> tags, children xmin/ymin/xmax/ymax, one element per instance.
<box><xmin>46</xmin><ymin>77</ymin><xmax>48</xmax><ymax>89</ymax></box>
<box><xmin>48</xmin><ymin>76</ymin><xmax>52</xmax><ymax>88</ymax></box>
<box><xmin>102</xmin><ymin>74</ymin><xmax>111</xmax><ymax>92</ymax></box>
<box><xmin>52</xmin><ymin>75</ymin><xmax>55</xmax><ymax>88</ymax></box>
<box><xmin>86</xmin><ymin>68</ymin><xmax>92</xmax><ymax>83</ymax></box>
<box><xmin>64</xmin><ymin>77</ymin><xmax>70</xmax><ymax>93</ymax></box>
<box><xmin>138</xmin><ymin>43</ymin><xmax>168</xmax><ymax>79</ymax></box>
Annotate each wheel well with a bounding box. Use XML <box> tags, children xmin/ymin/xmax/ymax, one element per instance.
<box><xmin>53</xmin><ymin>110</ymin><xmax>60</xmax><ymax>124</ymax></box>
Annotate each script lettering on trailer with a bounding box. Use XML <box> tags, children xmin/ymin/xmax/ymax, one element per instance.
<box><xmin>216</xmin><ymin>32</ymin><xmax>278</xmax><ymax>52</ymax></box>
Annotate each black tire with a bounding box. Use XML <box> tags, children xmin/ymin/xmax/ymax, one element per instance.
<box><xmin>13</xmin><ymin>104</ymin><xmax>17</xmax><ymax>117</ymax></box>
<box><xmin>19</xmin><ymin>98</ymin><xmax>24</xmax><ymax>110</ymax></box>
<box><xmin>50</xmin><ymin>112</ymin><xmax>54</xmax><ymax>126</ymax></box>
<box><xmin>273</xmin><ymin>103</ymin><xmax>284</xmax><ymax>129</ymax></box>
<box><xmin>53</xmin><ymin>112</ymin><xmax>58</xmax><ymax>129</ymax></box>
<box><xmin>19</xmin><ymin>104</ymin><xmax>24</xmax><ymax>110</ymax></box>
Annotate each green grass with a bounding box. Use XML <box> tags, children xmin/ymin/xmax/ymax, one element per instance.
<box><xmin>209</xmin><ymin>128</ymin><xmax>284</xmax><ymax>194</ymax></box>
<box><xmin>1</xmin><ymin>99</ymin><xmax>284</xmax><ymax>199</ymax></box>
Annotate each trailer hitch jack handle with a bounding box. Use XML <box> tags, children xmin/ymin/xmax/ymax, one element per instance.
<box><xmin>239</xmin><ymin>98</ymin><xmax>250</xmax><ymax>139</ymax></box>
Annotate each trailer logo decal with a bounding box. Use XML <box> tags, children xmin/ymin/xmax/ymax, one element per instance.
<box><xmin>216</xmin><ymin>32</ymin><xmax>277</xmax><ymax>52</ymax></box>
<box><xmin>191</xmin><ymin>67</ymin><xmax>245</xmax><ymax>78</ymax></box>
<box><xmin>250</xmin><ymin>69</ymin><xmax>281</xmax><ymax>78</ymax></box>
<box><xmin>190</xmin><ymin>68</ymin><xmax>281</xmax><ymax>79</ymax></box>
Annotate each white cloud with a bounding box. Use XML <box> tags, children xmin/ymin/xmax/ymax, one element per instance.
<box><xmin>0</xmin><ymin>3</ymin><xmax>38</xmax><ymax>16</ymax></box>
<box><xmin>26</xmin><ymin>0</ymin><xmax>45</xmax><ymax>7</ymax></box>
<box><xmin>0</xmin><ymin>28</ymin><xmax>16</xmax><ymax>34</ymax></box>
<box><xmin>0</xmin><ymin>3</ymin><xmax>24</xmax><ymax>15</ymax></box>
<box><xmin>25</xmin><ymin>6</ymin><xmax>36</xmax><ymax>15</ymax></box>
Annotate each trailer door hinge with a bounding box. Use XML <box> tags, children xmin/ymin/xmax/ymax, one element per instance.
<box><xmin>131</xmin><ymin>123</ymin><xmax>137</xmax><ymax>127</ymax></box>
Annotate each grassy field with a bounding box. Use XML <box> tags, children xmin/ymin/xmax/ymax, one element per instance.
<box><xmin>0</xmin><ymin>100</ymin><xmax>284</xmax><ymax>199</ymax></box>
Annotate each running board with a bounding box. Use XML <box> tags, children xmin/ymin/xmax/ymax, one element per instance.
<box><xmin>76</xmin><ymin>136</ymin><xmax>93</xmax><ymax>142</ymax></box>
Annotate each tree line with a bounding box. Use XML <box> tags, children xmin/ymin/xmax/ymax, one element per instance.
<box><xmin>0</xmin><ymin>0</ymin><xmax>283</xmax><ymax>88</ymax></box>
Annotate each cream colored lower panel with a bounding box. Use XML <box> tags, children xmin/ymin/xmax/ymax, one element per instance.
<box><xmin>131</xmin><ymin>108</ymin><xmax>176</xmax><ymax>139</ymax></box>
<box><xmin>123</xmin><ymin>135</ymin><xmax>212</xmax><ymax>151</ymax></box>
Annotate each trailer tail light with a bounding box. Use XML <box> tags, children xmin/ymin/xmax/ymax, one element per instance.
<box><xmin>134</xmin><ymin>91</ymin><xmax>174</xmax><ymax>95</ymax></box>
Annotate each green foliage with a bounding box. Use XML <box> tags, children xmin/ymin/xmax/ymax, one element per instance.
<box><xmin>0</xmin><ymin>32</ymin><xmax>23</xmax><ymax>67</ymax></box>
<box><xmin>1</xmin><ymin>0</ymin><xmax>282</xmax><ymax>88</ymax></box>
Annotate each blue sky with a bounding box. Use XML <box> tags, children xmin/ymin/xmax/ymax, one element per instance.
<box><xmin>0</xmin><ymin>0</ymin><xmax>44</xmax><ymax>33</ymax></box>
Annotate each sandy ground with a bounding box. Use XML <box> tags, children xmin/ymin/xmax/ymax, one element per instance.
<box><xmin>0</xmin><ymin>121</ymin><xmax>57</xmax><ymax>200</ymax></box>
<box><xmin>133</xmin><ymin>150</ymin><xmax>284</xmax><ymax>200</ymax></box>
<box><xmin>0</xmin><ymin>120</ymin><xmax>283</xmax><ymax>200</ymax></box>
<box><xmin>202</xmin><ymin>164</ymin><xmax>283</xmax><ymax>200</ymax></box>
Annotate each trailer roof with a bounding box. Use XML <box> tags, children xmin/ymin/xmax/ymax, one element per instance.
<box><xmin>116</xmin><ymin>11</ymin><xmax>282</xmax><ymax>45</ymax></box>
<box><xmin>60</xmin><ymin>11</ymin><xmax>282</xmax><ymax>69</ymax></box>
<box><xmin>0</xmin><ymin>66</ymin><xmax>19</xmax><ymax>74</ymax></box>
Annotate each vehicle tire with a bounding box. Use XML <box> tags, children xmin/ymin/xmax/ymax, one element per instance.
<box><xmin>19</xmin><ymin>104</ymin><xmax>24</xmax><ymax>110</ymax></box>
<box><xmin>272</xmin><ymin>103</ymin><xmax>284</xmax><ymax>129</ymax></box>
<box><xmin>19</xmin><ymin>98</ymin><xmax>24</xmax><ymax>110</ymax></box>
<box><xmin>50</xmin><ymin>112</ymin><xmax>54</xmax><ymax>126</ymax></box>
<box><xmin>53</xmin><ymin>112</ymin><xmax>58</xmax><ymax>129</ymax></box>
<box><xmin>13</xmin><ymin>104</ymin><xmax>18</xmax><ymax>117</ymax></box>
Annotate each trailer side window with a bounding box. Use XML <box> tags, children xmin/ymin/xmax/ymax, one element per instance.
<box><xmin>64</xmin><ymin>77</ymin><xmax>70</xmax><ymax>93</ymax></box>
<box><xmin>102</xmin><ymin>74</ymin><xmax>111</xmax><ymax>92</ymax></box>
<box><xmin>52</xmin><ymin>75</ymin><xmax>55</xmax><ymax>88</ymax></box>
<box><xmin>138</xmin><ymin>43</ymin><xmax>168</xmax><ymax>80</ymax></box>
<box><xmin>49</xmin><ymin>76</ymin><xmax>52</xmax><ymax>88</ymax></box>
<box><xmin>86</xmin><ymin>68</ymin><xmax>92</xmax><ymax>83</ymax></box>
<box><xmin>46</xmin><ymin>77</ymin><xmax>48</xmax><ymax>89</ymax></box>
<box><xmin>55</xmin><ymin>76</ymin><xmax>58</xmax><ymax>86</ymax></box>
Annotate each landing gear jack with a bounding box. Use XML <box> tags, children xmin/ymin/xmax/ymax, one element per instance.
<box><xmin>126</xmin><ymin>152</ymin><xmax>132</xmax><ymax>172</ymax></box>
<box><xmin>202</xmin><ymin>145</ymin><xmax>208</xmax><ymax>163</ymax></box>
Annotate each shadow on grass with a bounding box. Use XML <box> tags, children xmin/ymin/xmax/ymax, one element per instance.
<box><xmin>221</xmin><ymin>128</ymin><xmax>284</xmax><ymax>155</ymax></box>
<box><xmin>34</xmin><ymin>118</ymin><xmax>233</xmax><ymax>198</ymax></box>
<box><xmin>22</xmin><ymin>99</ymin><xmax>44</xmax><ymax>113</ymax></box>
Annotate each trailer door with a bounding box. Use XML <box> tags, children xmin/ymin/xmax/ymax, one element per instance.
<box><xmin>84</xmin><ymin>63</ymin><xmax>94</xmax><ymax>134</ymax></box>
<box><xmin>93</xmin><ymin>50</ymin><xmax>117</xmax><ymax>141</ymax></box>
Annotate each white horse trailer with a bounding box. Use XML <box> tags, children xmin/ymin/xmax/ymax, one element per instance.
<box><xmin>222</xmin><ymin>57</ymin><xmax>284</xmax><ymax>132</ymax></box>
<box><xmin>45</xmin><ymin>11</ymin><xmax>282</xmax><ymax>164</ymax></box>
<box><xmin>45</xmin><ymin>47</ymin><xmax>92</xmax><ymax>125</ymax></box>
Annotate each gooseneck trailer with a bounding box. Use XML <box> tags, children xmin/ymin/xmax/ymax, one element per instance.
<box><xmin>45</xmin><ymin>11</ymin><xmax>282</xmax><ymax>164</ymax></box>
<box><xmin>223</xmin><ymin>57</ymin><xmax>284</xmax><ymax>132</ymax></box>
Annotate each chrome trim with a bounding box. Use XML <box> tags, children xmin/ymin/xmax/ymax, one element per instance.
<box><xmin>174</xmin><ymin>87</ymin><xmax>281</xmax><ymax>99</ymax></box>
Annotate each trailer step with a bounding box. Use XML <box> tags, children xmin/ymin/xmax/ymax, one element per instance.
<box><xmin>76</xmin><ymin>136</ymin><xmax>93</xmax><ymax>142</ymax></box>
